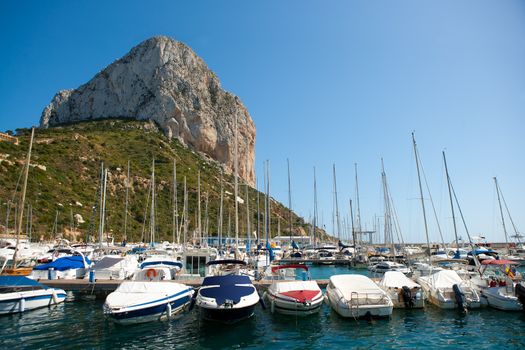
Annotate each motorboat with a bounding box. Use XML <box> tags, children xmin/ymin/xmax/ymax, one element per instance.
<box><xmin>84</xmin><ymin>255</ymin><xmax>138</xmax><ymax>281</ymax></box>
<box><xmin>196</xmin><ymin>260</ymin><xmax>260</xmax><ymax>323</ymax></box>
<box><xmin>377</xmin><ymin>271</ymin><xmax>424</xmax><ymax>308</ymax></box>
<box><xmin>140</xmin><ymin>256</ymin><xmax>183</xmax><ymax>280</ymax></box>
<box><xmin>417</xmin><ymin>269</ymin><xmax>481</xmax><ymax>310</ymax></box>
<box><xmin>317</xmin><ymin>250</ymin><xmax>335</xmax><ymax>265</ymax></box>
<box><xmin>0</xmin><ymin>276</ymin><xmax>66</xmax><ymax>315</ymax></box>
<box><xmin>103</xmin><ymin>269</ymin><xmax>193</xmax><ymax>324</ymax></box>
<box><xmin>31</xmin><ymin>254</ymin><xmax>91</xmax><ymax>280</ymax></box>
<box><xmin>368</xmin><ymin>261</ymin><xmax>411</xmax><ymax>276</ymax></box>
<box><xmin>326</xmin><ymin>274</ymin><xmax>393</xmax><ymax>318</ymax></box>
<box><xmin>264</xmin><ymin>264</ymin><xmax>323</xmax><ymax>316</ymax></box>
<box><xmin>470</xmin><ymin>260</ymin><xmax>523</xmax><ymax>311</ymax></box>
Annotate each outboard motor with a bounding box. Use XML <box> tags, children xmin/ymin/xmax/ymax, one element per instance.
<box><xmin>401</xmin><ymin>286</ymin><xmax>415</xmax><ymax>308</ymax></box>
<box><xmin>452</xmin><ymin>284</ymin><xmax>465</xmax><ymax>311</ymax></box>
<box><xmin>515</xmin><ymin>283</ymin><xmax>525</xmax><ymax>311</ymax></box>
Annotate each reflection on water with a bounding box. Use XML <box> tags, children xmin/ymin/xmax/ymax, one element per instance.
<box><xmin>1</xmin><ymin>266</ymin><xmax>525</xmax><ymax>349</ymax></box>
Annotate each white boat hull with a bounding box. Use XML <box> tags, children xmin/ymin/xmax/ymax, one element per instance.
<box><xmin>0</xmin><ymin>289</ymin><xmax>66</xmax><ymax>315</ymax></box>
<box><xmin>482</xmin><ymin>287</ymin><xmax>523</xmax><ymax>311</ymax></box>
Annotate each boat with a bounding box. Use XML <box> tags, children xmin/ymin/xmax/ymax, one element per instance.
<box><xmin>264</xmin><ymin>264</ymin><xmax>323</xmax><ymax>316</ymax></box>
<box><xmin>377</xmin><ymin>271</ymin><xmax>424</xmax><ymax>308</ymax></box>
<box><xmin>326</xmin><ymin>274</ymin><xmax>393</xmax><ymax>318</ymax></box>
<box><xmin>140</xmin><ymin>255</ymin><xmax>183</xmax><ymax>280</ymax></box>
<box><xmin>470</xmin><ymin>259</ymin><xmax>523</xmax><ymax>311</ymax></box>
<box><xmin>417</xmin><ymin>269</ymin><xmax>481</xmax><ymax>310</ymax></box>
<box><xmin>31</xmin><ymin>254</ymin><xmax>91</xmax><ymax>280</ymax></box>
<box><xmin>196</xmin><ymin>259</ymin><xmax>260</xmax><ymax>323</ymax></box>
<box><xmin>84</xmin><ymin>255</ymin><xmax>138</xmax><ymax>281</ymax></box>
<box><xmin>103</xmin><ymin>270</ymin><xmax>193</xmax><ymax>324</ymax></box>
<box><xmin>368</xmin><ymin>261</ymin><xmax>411</xmax><ymax>276</ymax></box>
<box><xmin>0</xmin><ymin>276</ymin><xmax>66</xmax><ymax>315</ymax></box>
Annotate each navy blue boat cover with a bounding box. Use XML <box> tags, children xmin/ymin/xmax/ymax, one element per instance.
<box><xmin>200</xmin><ymin>275</ymin><xmax>254</xmax><ymax>305</ymax></box>
<box><xmin>0</xmin><ymin>276</ymin><xmax>46</xmax><ymax>288</ymax></box>
<box><xmin>33</xmin><ymin>255</ymin><xmax>91</xmax><ymax>271</ymax></box>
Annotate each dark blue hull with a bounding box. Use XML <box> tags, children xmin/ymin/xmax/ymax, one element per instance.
<box><xmin>199</xmin><ymin>304</ymin><xmax>255</xmax><ymax>324</ymax></box>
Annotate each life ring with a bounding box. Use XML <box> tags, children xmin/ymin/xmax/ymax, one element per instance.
<box><xmin>146</xmin><ymin>268</ymin><xmax>157</xmax><ymax>279</ymax></box>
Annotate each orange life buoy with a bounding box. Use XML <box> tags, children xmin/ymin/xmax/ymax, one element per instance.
<box><xmin>146</xmin><ymin>268</ymin><xmax>157</xmax><ymax>279</ymax></box>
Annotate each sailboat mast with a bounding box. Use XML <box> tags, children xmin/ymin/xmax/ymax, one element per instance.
<box><xmin>412</xmin><ymin>133</ymin><xmax>432</xmax><ymax>263</ymax></box>
<box><xmin>198</xmin><ymin>171</ymin><xmax>202</xmax><ymax>245</ymax></box>
<box><xmin>173</xmin><ymin>159</ymin><xmax>179</xmax><ymax>245</ymax></box>
<box><xmin>354</xmin><ymin>163</ymin><xmax>362</xmax><ymax>245</ymax></box>
<box><xmin>287</xmin><ymin>158</ymin><xmax>292</xmax><ymax>245</ymax></box>
<box><xmin>12</xmin><ymin>127</ymin><xmax>34</xmax><ymax>268</ymax></box>
<box><xmin>150</xmin><ymin>158</ymin><xmax>155</xmax><ymax>245</ymax></box>
<box><xmin>234</xmin><ymin>115</ymin><xmax>239</xmax><ymax>252</ymax></box>
<box><xmin>494</xmin><ymin>177</ymin><xmax>510</xmax><ymax>255</ymax></box>
<box><xmin>183</xmin><ymin>176</ymin><xmax>187</xmax><ymax>250</ymax></box>
<box><xmin>349</xmin><ymin>199</ymin><xmax>356</xmax><ymax>245</ymax></box>
<box><xmin>333</xmin><ymin>164</ymin><xmax>341</xmax><ymax>241</ymax></box>
<box><xmin>381</xmin><ymin>159</ymin><xmax>396</xmax><ymax>260</ymax></box>
<box><xmin>219</xmin><ymin>171</ymin><xmax>224</xmax><ymax>249</ymax></box>
<box><xmin>313</xmin><ymin>166</ymin><xmax>318</xmax><ymax>246</ymax></box>
<box><xmin>443</xmin><ymin>151</ymin><xmax>460</xmax><ymax>255</ymax></box>
<box><xmin>100</xmin><ymin>168</ymin><xmax>108</xmax><ymax>247</ymax></box>
<box><xmin>124</xmin><ymin>159</ymin><xmax>130</xmax><ymax>243</ymax></box>
<box><xmin>98</xmin><ymin>162</ymin><xmax>104</xmax><ymax>248</ymax></box>
<box><xmin>245</xmin><ymin>184</ymin><xmax>250</xmax><ymax>252</ymax></box>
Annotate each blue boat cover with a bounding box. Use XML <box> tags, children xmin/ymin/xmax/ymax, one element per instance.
<box><xmin>0</xmin><ymin>276</ymin><xmax>47</xmax><ymax>288</ymax></box>
<box><xmin>33</xmin><ymin>255</ymin><xmax>91</xmax><ymax>271</ymax></box>
<box><xmin>200</xmin><ymin>275</ymin><xmax>255</xmax><ymax>305</ymax></box>
<box><xmin>202</xmin><ymin>275</ymin><xmax>252</xmax><ymax>286</ymax></box>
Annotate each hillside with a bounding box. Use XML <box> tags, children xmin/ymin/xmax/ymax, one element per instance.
<box><xmin>0</xmin><ymin>120</ymin><xmax>327</xmax><ymax>244</ymax></box>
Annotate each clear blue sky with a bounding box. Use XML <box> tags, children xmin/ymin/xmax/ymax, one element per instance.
<box><xmin>1</xmin><ymin>1</ymin><xmax>524</xmax><ymax>243</ymax></box>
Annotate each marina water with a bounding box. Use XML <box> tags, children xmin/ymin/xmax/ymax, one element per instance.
<box><xmin>2</xmin><ymin>266</ymin><xmax>525</xmax><ymax>349</ymax></box>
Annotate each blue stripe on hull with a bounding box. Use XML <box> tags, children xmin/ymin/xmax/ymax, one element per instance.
<box><xmin>108</xmin><ymin>295</ymin><xmax>190</xmax><ymax>323</ymax></box>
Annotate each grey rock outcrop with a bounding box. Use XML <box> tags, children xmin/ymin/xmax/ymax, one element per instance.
<box><xmin>40</xmin><ymin>36</ymin><xmax>255</xmax><ymax>185</ymax></box>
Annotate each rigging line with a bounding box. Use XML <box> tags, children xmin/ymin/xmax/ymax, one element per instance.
<box><xmin>417</xmin><ymin>146</ymin><xmax>445</xmax><ymax>247</ymax></box>
<box><xmin>498</xmin><ymin>180</ymin><xmax>521</xmax><ymax>239</ymax></box>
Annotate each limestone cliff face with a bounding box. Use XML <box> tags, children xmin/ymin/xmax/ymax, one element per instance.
<box><xmin>40</xmin><ymin>36</ymin><xmax>255</xmax><ymax>185</ymax></box>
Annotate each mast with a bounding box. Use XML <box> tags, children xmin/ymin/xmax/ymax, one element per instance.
<box><xmin>256</xmin><ymin>178</ymin><xmax>260</xmax><ymax>244</ymax></box>
<box><xmin>12</xmin><ymin>127</ymin><xmax>34</xmax><ymax>268</ymax></box>
<box><xmin>183</xmin><ymin>176</ymin><xmax>188</xmax><ymax>250</ymax></box>
<box><xmin>313</xmin><ymin>166</ymin><xmax>318</xmax><ymax>246</ymax></box>
<box><xmin>150</xmin><ymin>158</ymin><xmax>155</xmax><ymax>246</ymax></box>
<box><xmin>443</xmin><ymin>151</ymin><xmax>460</xmax><ymax>257</ymax></box>
<box><xmin>124</xmin><ymin>159</ymin><xmax>130</xmax><ymax>243</ymax></box>
<box><xmin>234</xmin><ymin>114</ymin><xmax>239</xmax><ymax>253</ymax></box>
<box><xmin>381</xmin><ymin>159</ymin><xmax>396</xmax><ymax>260</ymax></box>
<box><xmin>173</xmin><ymin>159</ymin><xmax>179</xmax><ymax>245</ymax></box>
<box><xmin>333</xmin><ymin>164</ymin><xmax>341</xmax><ymax>242</ymax></box>
<box><xmin>349</xmin><ymin>199</ymin><xmax>356</xmax><ymax>246</ymax></box>
<box><xmin>245</xmin><ymin>184</ymin><xmax>250</xmax><ymax>253</ymax></box>
<box><xmin>98</xmin><ymin>162</ymin><xmax>104</xmax><ymax>248</ymax></box>
<box><xmin>204</xmin><ymin>192</ymin><xmax>209</xmax><ymax>247</ymax></box>
<box><xmin>266</xmin><ymin>160</ymin><xmax>271</xmax><ymax>264</ymax></box>
<box><xmin>412</xmin><ymin>133</ymin><xmax>432</xmax><ymax>263</ymax></box>
<box><xmin>219</xmin><ymin>171</ymin><xmax>224</xmax><ymax>249</ymax></box>
<box><xmin>197</xmin><ymin>171</ymin><xmax>202</xmax><ymax>245</ymax></box>
<box><xmin>354</xmin><ymin>163</ymin><xmax>362</xmax><ymax>245</ymax></box>
<box><xmin>100</xmin><ymin>168</ymin><xmax>108</xmax><ymax>247</ymax></box>
<box><xmin>494</xmin><ymin>177</ymin><xmax>510</xmax><ymax>255</ymax></box>
<box><xmin>287</xmin><ymin>158</ymin><xmax>293</xmax><ymax>245</ymax></box>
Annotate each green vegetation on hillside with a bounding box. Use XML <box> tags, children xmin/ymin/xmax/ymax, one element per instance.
<box><xmin>0</xmin><ymin>119</ymin><xmax>327</xmax><ymax>243</ymax></box>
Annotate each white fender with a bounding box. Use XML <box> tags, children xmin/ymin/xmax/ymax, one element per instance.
<box><xmin>19</xmin><ymin>298</ymin><xmax>25</xmax><ymax>312</ymax></box>
<box><xmin>51</xmin><ymin>289</ymin><xmax>59</xmax><ymax>305</ymax></box>
<box><xmin>270</xmin><ymin>298</ymin><xmax>275</xmax><ymax>314</ymax></box>
<box><xmin>166</xmin><ymin>303</ymin><xmax>172</xmax><ymax>319</ymax></box>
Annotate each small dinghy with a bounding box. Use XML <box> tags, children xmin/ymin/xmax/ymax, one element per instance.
<box><xmin>0</xmin><ymin>276</ymin><xmax>66</xmax><ymax>315</ymax></box>
<box><xmin>377</xmin><ymin>271</ymin><xmax>424</xmax><ymax>308</ymax></box>
<box><xmin>196</xmin><ymin>260</ymin><xmax>260</xmax><ymax>323</ymax></box>
<box><xmin>264</xmin><ymin>264</ymin><xmax>323</xmax><ymax>316</ymax></box>
<box><xmin>103</xmin><ymin>268</ymin><xmax>193</xmax><ymax>324</ymax></box>
<box><xmin>326</xmin><ymin>274</ymin><xmax>393</xmax><ymax>318</ymax></box>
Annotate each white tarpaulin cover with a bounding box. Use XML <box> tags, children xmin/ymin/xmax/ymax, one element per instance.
<box><xmin>429</xmin><ymin>270</ymin><xmax>463</xmax><ymax>288</ymax></box>
<box><xmin>330</xmin><ymin>274</ymin><xmax>386</xmax><ymax>300</ymax></box>
<box><xmin>378</xmin><ymin>271</ymin><xmax>420</xmax><ymax>289</ymax></box>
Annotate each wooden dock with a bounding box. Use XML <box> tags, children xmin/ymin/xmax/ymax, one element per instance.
<box><xmin>39</xmin><ymin>278</ymin><xmax>330</xmax><ymax>298</ymax></box>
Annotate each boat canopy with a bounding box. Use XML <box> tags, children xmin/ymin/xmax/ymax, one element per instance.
<box><xmin>0</xmin><ymin>276</ymin><xmax>46</xmax><ymax>288</ymax></box>
<box><xmin>378</xmin><ymin>271</ymin><xmax>419</xmax><ymax>289</ymax></box>
<box><xmin>92</xmin><ymin>257</ymin><xmax>124</xmax><ymax>269</ymax></box>
<box><xmin>481</xmin><ymin>259</ymin><xmax>518</xmax><ymax>265</ymax></box>
<box><xmin>202</xmin><ymin>275</ymin><xmax>251</xmax><ymax>286</ymax></box>
<box><xmin>200</xmin><ymin>275</ymin><xmax>254</xmax><ymax>305</ymax></box>
<box><xmin>205</xmin><ymin>259</ymin><xmax>247</xmax><ymax>266</ymax></box>
<box><xmin>330</xmin><ymin>274</ymin><xmax>384</xmax><ymax>297</ymax></box>
<box><xmin>271</xmin><ymin>264</ymin><xmax>308</xmax><ymax>274</ymax></box>
<box><xmin>33</xmin><ymin>255</ymin><xmax>91</xmax><ymax>271</ymax></box>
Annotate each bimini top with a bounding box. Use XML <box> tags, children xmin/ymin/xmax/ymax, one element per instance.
<box><xmin>271</xmin><ymin>264</ymin><xmax>308</xmax><ymax>274</ymax></box>
<box><xmin>481</xmin><ymin>259</ymin><xmax>518</xmax><ymax>265</ymax></box>
<box><xmin>33</xmin><ymin>255</ymin><xmax>91</xmax><ymax>271</ymax></box>
<box><xmin>206</xmin><ymin>259</ymin><xmax>247</xmax><ymax>266</ymax></box>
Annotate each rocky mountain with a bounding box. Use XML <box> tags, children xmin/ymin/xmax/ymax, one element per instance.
<box><xmin>40</xmin><ymin>36</ymin><xmax>255</xmax><ymax>185</ymax></box>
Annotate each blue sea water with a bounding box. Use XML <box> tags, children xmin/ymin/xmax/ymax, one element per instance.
<box><xmin>2</xmin><ymin>266</ymin><xmax>525</xmax><ymax>349</ymax></box>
